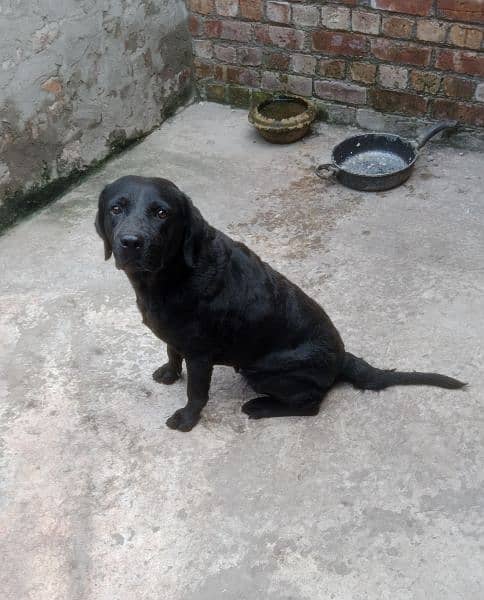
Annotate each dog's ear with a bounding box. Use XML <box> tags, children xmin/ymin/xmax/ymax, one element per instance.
<box><xmin>95</xmin><ymin>186</ymin><xmax>112</xmax><ymax>261</ymax></box>
<box><xmin>182</xmin><ymin>194</ymin><xmax>205</xmax><ymax>269</ymax></box>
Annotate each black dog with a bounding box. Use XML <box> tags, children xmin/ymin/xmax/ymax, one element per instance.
<box><xmin>95</xmin><ymin>175</ymin><xmax>465</xmax><ymax>432</ymax></box>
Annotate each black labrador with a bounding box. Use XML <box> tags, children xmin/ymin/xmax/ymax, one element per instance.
<box><xmin>95</xmin><ymin>175</ymin><xmax>465</xmax><ymax>432</ymax></box>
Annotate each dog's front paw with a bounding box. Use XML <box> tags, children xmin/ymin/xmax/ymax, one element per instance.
<box><xmin>153</xmin><ymin>363</ymin><xmax>181</xmax><ymax>385</ymax></box>
<box><xmin>166</xmin><ymin>408</ymin><xmax>200</xmax><ymax>432</ymax></box>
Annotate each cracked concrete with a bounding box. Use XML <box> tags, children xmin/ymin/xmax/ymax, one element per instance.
<box><xmin>0</xmin><ymin>0</ymin><xmax>191</xmax><ymax>212</ymax></box>
<box><xmin>1</xmin><ymin>103</ymin><xmax>483</xmax><ymax>599</ymax></box>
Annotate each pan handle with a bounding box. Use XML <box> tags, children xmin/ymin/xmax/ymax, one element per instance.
<box><xmin>315</xmin><ymin>163</ymin><xmax>338</xmax><ymax>179</ymax></box>
<box><xmin>416</xmin><ymin>120</ymin><xmax>459</xmax><ymax>150</ymax></box>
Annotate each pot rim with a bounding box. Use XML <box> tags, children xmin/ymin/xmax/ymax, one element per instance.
<box><xmin>249</xmin><ymin>94</ymin><xmax>316</xmax><ymax>132</ymax></box>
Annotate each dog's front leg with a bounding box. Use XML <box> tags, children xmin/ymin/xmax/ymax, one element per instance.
<box><xmin>165</xmin><ymin>357</ymin><xmax>213</xmax><ymax>432</ymax></box>
<box><xmin>153</xmin><ymin>345</ymin><xmax>183</xmax><ymax>384</ymax></box>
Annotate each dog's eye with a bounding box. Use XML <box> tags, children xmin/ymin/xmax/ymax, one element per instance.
<box><xmin>157</xmin><ymin>209</ymin><xmax>168</xmax><ymax>219</ymax></box>
<box><xmin>111</xmin><ymin>205</ymin><xmax>122</xmax><ymax>215</ymax></box>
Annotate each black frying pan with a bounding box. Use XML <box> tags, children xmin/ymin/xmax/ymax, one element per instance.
<box><xmin>316</xmin><ymin>121</ymin><xmax>458</xmax><ymax>192</ymax></box>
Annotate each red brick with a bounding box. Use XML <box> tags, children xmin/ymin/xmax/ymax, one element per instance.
<box><xmin>205</xmin><ymin>83</ymin><xmax>226</xmax><ymax>102</ymax></box>
<box><xmin>237</xmin><ymin>46</ymin><xmax>263</xmax><ymax>65</ymax></box>
<box><xmin>448</xmin><ymin>24</ymin><xmax>483</xmax><ymax>49</ymax></box>
<box><xmin>314</xmin><ymin>80</ymin><xmax>367</xmax><ymax>104</ymax></box>
<box><xmin>432</xmin><ymin>99</ymin><xmax>484</xmax><ymax>126</ymax></box>
<box><xmin>312</xmin><ymin>31</ymin><xmax>368</xmax><ymax>57</ymax></box>
<box><xmin>192</xmin><ymin>39</ymin><xmax>213</xmax><ymax>59</ymax></box>
<box><xmin>319</xmin><ymin>59</ymin><xmax>346</xmax><ymax>78</ymax></box>
<box><xmin>443</xmin><ymin>75</ymin><xmax>476</xmax><ymax>98</ymax></box>
<box><xmin>371</xmin><ymin>39</ymin><xmax>431</xmax><ymax>66</ymax></box>
<box><xmin>194</xmin><ymin>59</ymin><xmax>214</xmax><ymax>79</ymax></box>
<box><xmin>235</xmin><ymin>67</ymin><xmax>260</xmax><ymax>87</ymax></box>
<box><xmin>416</xmin><ymin>20</ymin><xmax>448</xmax><ymax>43</ymax></box>
<box><xmin>264</xmin><ymin>51</ymin><xmax>290</xmax><ymax>70</ymax></box>
<box><xmin>321</xmin><ymin>5</ymin><xmax>351</xmax><ymax>29</ymax></box>
<box><xmin>410</xmin><ymin>70</ymin><xmax>442</xmax><ymax>94</ymax></box>
<box><xmin>382</xmin><ymin>16</ymin><xmax>414</xmax><ymax>38</ymax></box>
<box><xmin>266</xmin><ymin>1</ymin><xmax>291</xmax><ymax>24</ymax></box>
<box><xmin>371</xmin><ymin>0</ymin><xmax>432</xmax><ymax>16</ymax></box>
<box><xmin>370</xmin><ymin>89</ymin><xmax>428</xmax><ymax>115</ymax></box>
<box><xmin>189</xmin><ymin>0</ymin><xmax>214</xmax><ymax>15</ymax></box>
<box><xmin>435</xmin><ymin>49</ymin><xmax>484</xmax><ymax>76</ymax></box>
<box><xmin>213</xmin><ymin>44</ymin><xmax>237</xmax><ymax>62</ymax></box>
<box><xmin>220</xmin><ymin>20</ymin><xmax>252</xmax><ymax>41</ymax></box>
<box><xmin>291</xmin><ymin>54</ymin><xmax>317</xmax><ymax>75</ymax></box>
<box><xmin>215</xmin><ymin>64</ymin><xmax>260</xmax><ymax>86</ymax></box>
<box><xmin>213</xmin><ymin>64</ymin><xmax>224</xmax><ymax>80</ymax></box>
<box><xmin>349</xmin><ymin>61</ymin><xmax>377</xmax><ymax>83</ymax></box>
<box><xmin>205</xmin><ymin>19</ymin><xmax>222</xmax><ymax>37</ymax></box>
<box><xmin>292</xmin><ymin>4</ymin><xmax>320</xmax><ymax>27</ymax></box>
<box><xmin>352</xmin><ymin>11</ymin><xmax>381</xmax><ymax>35</ymax></box>
<box><xmin>475</xmin><ymin>82</ymin><xmax>484</xmax><ymax>101</ymax></box>
<box><xmin>215</xmin><ymin>0</ymin><xmax>239</xmax><ymax>16</ymax></box>
<box><xmin>189</xmin><ymin>15</ymin><xmax>203</xmax><ymax>35</ymax></box>
<box><xmin>436</xmin><ymin>0</ymin><xmax>484</xmax><ymax>25</ymax></box>
<box><xmin>239</xmin><ymin>0</ymin><xmax>263</xmax><ymax>20</ymax></box>
<box><xmin>379</xmin><ymin>65</ymin><xmax>408</xmax><ymax>89</ymax></box>
<box><xmin>261</xmin><ymin>70</ymin><xmax>285</xmax><ymax>91</ymax></box>
<box><xmin>287</xmin><ymin>74</ymin><xmax>312</xmax><ymax>96</ymax></box>
<box><xmin>227</xmin><ymin>85</ymin><xmax>251</xmax><ymax>106</ymax></box>
<box><xmin>255</xmin><ymin>24</ymin><xmax>305</xmax><ymax>49</ymax></box>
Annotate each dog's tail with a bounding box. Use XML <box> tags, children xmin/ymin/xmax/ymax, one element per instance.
<box><xmin>340</xmin><ymin>352</ymin><xmax>466</xmax><ymax>391</ymax></box>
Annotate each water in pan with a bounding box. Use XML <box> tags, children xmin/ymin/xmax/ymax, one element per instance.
<box><xmin>340</xmin><ymin>150</ymin><xmax>409</xmax><ymax>176</ymax></box>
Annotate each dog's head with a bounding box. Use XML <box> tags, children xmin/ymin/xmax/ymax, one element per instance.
<box><xmin>95</xmin><ymin>176</ymin><xmax>204</xmax><ymax>273</ymax></box>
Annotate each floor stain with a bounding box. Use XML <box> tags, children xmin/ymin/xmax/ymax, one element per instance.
<box><xmin>228</xmin><ymin>168</ymin><xmax>363</xmax><ymax>263</ymax></box>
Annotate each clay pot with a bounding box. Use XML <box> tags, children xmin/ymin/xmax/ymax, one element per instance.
<box><xmin>248</xmin><ymin>95</ymin><xmax>316</xmax><ymax>144</ymax></box>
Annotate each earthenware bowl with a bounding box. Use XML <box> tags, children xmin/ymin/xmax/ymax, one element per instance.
<box><xmin>248</xmin><ymin>95</ymin><xmax>316</xmax><ymax>144</ymax></box>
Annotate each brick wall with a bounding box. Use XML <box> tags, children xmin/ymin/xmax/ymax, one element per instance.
<box><xmin>188</xmin><ymin>0</ymin><xmax>484</xmax><ymax>128</ymax></box>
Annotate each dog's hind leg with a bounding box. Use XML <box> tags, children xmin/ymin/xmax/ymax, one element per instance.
<box><xmin>241</xmin><ymin>364</ymin><xmax>334</xmax><ymax>420</ymax></box>
<box><xmin>153</xmin><ymin>345</ymin><xmax>183</xmax><ymax>384</ymax></box>
<box><xmin>242</xmin><ymin>395</ymin><xmax>322</xmax><ymax>419</ymax></box>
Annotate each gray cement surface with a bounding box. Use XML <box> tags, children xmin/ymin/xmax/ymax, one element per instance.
<box><xmin>1</xmin><ymin>103</ymin><xmax>483</xmax><ymax>600</ymax></box>
<box><xmin>0</xmin><ymin>0</ymin><xmax>191</xmax><ymax>210</ymax></box>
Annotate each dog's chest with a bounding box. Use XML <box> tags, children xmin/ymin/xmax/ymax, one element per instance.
<box><xmin>135</xmin><ymin>292</ymin><xmax>190</xmax><ymax>345</ymax></box>
<box><xmin>136</xmin><ymin>294</ymin><xmax>167</xmax><ymax>334</ymax></box>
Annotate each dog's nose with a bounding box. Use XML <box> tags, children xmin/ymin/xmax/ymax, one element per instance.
<box><xmin>120</xmin><ymin>234</ymin><xmax>143</xmax><ymax>250</ymax></box>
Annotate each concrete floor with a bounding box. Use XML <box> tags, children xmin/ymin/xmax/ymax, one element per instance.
<box><xmin>1</xmin><ymin>102</ymin><xmax>483</xmax><ymax>600</ymax></box>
